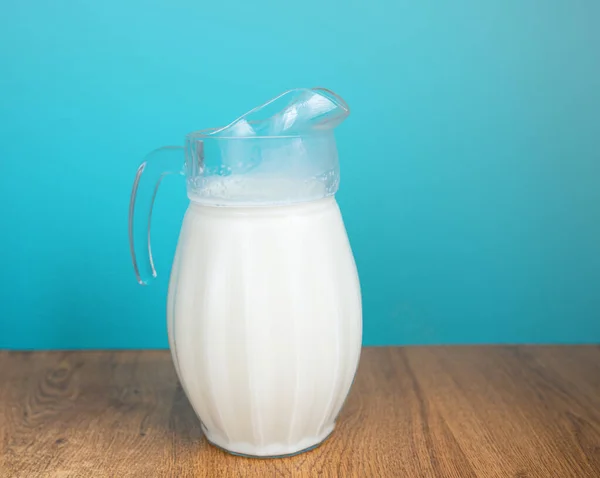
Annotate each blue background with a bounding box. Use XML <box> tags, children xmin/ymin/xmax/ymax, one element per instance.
<box><xmin>1</xmin><ymin>1</ymin><xmax>599</xmax><ymax>349</ymax></box>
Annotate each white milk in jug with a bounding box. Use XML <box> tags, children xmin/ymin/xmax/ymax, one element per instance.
<box><xmin>167</xmin><ymin>195</ymin><xmax>362</xmax><ymax>457</ymax></box>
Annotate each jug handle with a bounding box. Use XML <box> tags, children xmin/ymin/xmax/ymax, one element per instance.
<box><xmin>128</xmin><ymin>146</ymin><xmax>185</xmax><ymax>285</ymax></box>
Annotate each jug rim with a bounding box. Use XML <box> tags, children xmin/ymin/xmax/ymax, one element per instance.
<box><xmin>186</xmin><ymin>87</ymin><xmax>349</xmax><ymax>141</ymax></box>
<box><xmin>186</xmin><ymin>129</ymin><xmax>335</xmax><ymax>141</ymax></box>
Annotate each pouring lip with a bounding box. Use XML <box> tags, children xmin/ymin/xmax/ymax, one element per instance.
<box><xmin>186</xmin><ymin>87</ymin><xmax>349</xmax><ymax>141</ymax></box>
<box><xmin>311</xmin><ymin>87</ymin><xmax>350</xmax><ymax>114</ymax></box>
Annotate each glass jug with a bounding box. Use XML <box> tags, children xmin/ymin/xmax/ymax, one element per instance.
<box><xmin>128</xmin><ymin>88</ymin><xmax>362</xmax><ymax>457</ymax></box>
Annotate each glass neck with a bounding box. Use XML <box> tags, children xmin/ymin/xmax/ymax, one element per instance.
<box><xmin>185</xmin><ymin>133</ymin><xmax>340</xmax><ymax>206</ymax></box>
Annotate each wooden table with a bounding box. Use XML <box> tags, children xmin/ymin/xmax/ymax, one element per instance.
<box><xmin>0</xmin><ymin>347</ymin><xmax>599</xmax><ymax>477</ymax></box>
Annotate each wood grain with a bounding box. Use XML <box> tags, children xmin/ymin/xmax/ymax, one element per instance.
<box><xmin>0</xmin><ymin>347</ymin><xmax>599</xmax><ymax>477</ymax></box>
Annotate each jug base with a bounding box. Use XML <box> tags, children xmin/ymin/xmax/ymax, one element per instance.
<box><xmin>201</xmin><ymin>423</ymin><xmax>335</xmax><ymax>458</ymax></box>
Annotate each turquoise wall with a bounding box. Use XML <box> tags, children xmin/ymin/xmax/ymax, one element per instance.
<box><xmin>1</xmin><ymin>1</ymin><xmax>599</xmax><ymax>349</ymax></box>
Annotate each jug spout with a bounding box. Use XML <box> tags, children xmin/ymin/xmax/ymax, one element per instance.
<box><xmin>211</xmin><ymin>87</ymin><xmax>350</xmax><ymax>137</ymax></box>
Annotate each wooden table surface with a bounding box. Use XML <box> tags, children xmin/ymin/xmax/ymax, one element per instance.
<box><xmin>0</xmin><ymin>347</ymin><xmax>599</xmax><ymax>477</ymax></box>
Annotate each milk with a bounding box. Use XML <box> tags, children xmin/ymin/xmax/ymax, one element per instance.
<box><xmin>167</xmin><ymin>196</ymin><xmax>362</xmax><ymax>457</ymax></box>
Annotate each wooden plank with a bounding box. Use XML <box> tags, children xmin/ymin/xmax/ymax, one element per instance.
<box><xmin>0</xmin><ymin>347</ymin><xmax>598</xmax><ymax>477</ymax></box>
